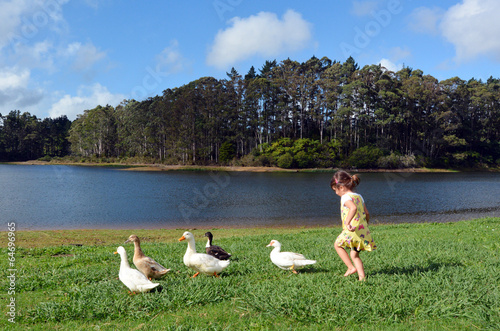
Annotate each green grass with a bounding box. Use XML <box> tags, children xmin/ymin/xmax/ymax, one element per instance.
<box><xmin>1</xmin><ymin>218</ymin><xmax>499</xmax><ymax>330</ymax></box>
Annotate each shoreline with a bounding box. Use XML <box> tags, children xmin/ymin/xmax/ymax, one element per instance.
<box><xmin>13</xmin><ymin>211</ymin><xmax>498</xmax><ymax>232</ymax></box>
<box><xmin>6</xmin><ymin>160</ymin><xmax>496</xmax><ymax>173</ymax></box>
<box><xmin>5</xmin><ymin>217</ymin><xmax>499</xmax><ymax>249</ymax></box>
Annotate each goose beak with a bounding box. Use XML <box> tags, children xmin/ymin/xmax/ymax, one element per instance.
<box><xmin>266</xmin><ymin>241</ymin><xmax>272</xmax><ymax>247</ymax></box>
<box><xmin>124</xmin><ymin>239</ymin><xmax>131</xmax><ymax>244</ymax></box>
<box><xmin>179</xmin><ymin>236</ymin><xmax>186</xmax><ymax>242</ymax></box>
<box><xmin>113</xmin><ymin>251</ymin><xmax>118</xmax><ymax>254</ymax></box>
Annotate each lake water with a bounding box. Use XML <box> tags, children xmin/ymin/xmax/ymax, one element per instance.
<box><xmin>1</xmin><ymin>164</ymin><xmax>499</xmax><ymax>230</ymax></box>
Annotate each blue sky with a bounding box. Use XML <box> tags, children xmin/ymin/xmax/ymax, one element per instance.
<box><xmin>1</xmin><ymin>0</ymin><xmax>499</xmax><ymax>120</ymax></box>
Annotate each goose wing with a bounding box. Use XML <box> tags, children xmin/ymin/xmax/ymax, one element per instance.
<box><xmin>139</xmin><ymin>256</ymin><xmax>170</xmax><ymax>272</ymax></box>
<box><xmin>206</xmin><ymin>245</ymin><xmax>231</xmax><ymax>260</ymax></box>
<box><xmin>271</xmin><ymin>251</ymin><xmax>315</xmax><ymax>269</ymax></box>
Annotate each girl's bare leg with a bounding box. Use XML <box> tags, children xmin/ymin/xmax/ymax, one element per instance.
<box><xmin>334</xmin><ymin>242</ymin><xmax>357</xmax><ymax>276</ymax></box>
<box><xmin>350</xmin><ymin>250</ymin><xmax>365</xmax><ymax>281</ymax></box>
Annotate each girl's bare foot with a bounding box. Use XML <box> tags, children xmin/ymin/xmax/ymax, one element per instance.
<box><xmin>344</xmin><ymin>268</ymin><xmax>357</xmax><ymax>277</ymax></box>
<box><xmin>359</xmin><ymin>276</ymin><xmax>366</xmax><ymax>281</ymax></box>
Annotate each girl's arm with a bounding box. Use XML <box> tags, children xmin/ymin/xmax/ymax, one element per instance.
<box><xmin>344</xmin><ymin>200</ymin><xmax>357</xmax><ymax>231</ymax></box>
<box><xmin>364</xmin><ymin>203</ymin><xmax>370</xmax><ymax>223</ymax></box>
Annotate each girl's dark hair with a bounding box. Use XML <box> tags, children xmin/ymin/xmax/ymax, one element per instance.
<box><xmin>330</xmin><ymin>170</ymin><xmax>360</xmax><ymax>190</ymax></box>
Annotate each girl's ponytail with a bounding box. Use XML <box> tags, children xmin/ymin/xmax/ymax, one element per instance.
<box><xmin>331</xmin><ymin>170</ymin><xmax>360</xmax><ymax>190</ymax></box>
<box><xmin>351</xmin><ymin>174</ymin><xmax>360</xmax><ymax>188</ymax></box>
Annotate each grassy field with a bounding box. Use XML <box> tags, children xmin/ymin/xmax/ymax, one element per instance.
<box><xmin>1</xmin><ymin>218</ymin><xmax>499</xmax><ymax>330</ymax></box>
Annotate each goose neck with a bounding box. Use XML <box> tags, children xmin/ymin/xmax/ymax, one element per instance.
<box><xmin>133</xmin><ymin>241</ymin><xmax>145</xmax><ymax>257</ymax></box>
<box><xmin>186</xmin><ymin>237</ymin><xmax>197</xmax><ymax>252</ymax></box>
<box><xmin>119</xmin><ymin>252</ymin><xmax>131</xmax><ymax>269</ymax></box>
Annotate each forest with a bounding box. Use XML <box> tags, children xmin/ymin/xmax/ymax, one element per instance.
<box><xmin>0</xmin><ymin>111</ymin><xmax>71</xmax><ymax>161</ymax></box>
<box><xmin>1</xmin><ymin>56</ymin><xmax>499</xmax><ymax>169</ymax></box>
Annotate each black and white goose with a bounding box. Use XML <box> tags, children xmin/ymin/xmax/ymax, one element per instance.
<box><xmin>204</xmin><ymin>232</ymin><xmax>231</xmax><ymax>260</ymax></box>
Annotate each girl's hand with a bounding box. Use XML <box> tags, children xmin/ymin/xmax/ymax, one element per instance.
<box><xmin>344</xmin><ymin>200</ymin><xmax>357</xmax><ymax>232</ymax></box>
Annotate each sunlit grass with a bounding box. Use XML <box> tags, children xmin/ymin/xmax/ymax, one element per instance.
<box><xmin>1</xmin><ymin>218</ymin><xmax>499</xmax><ymax>330</ymax></box>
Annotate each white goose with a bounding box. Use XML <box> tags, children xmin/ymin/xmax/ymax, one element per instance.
<box><xmin>114</xmin><ymin>246</ymin><xmax>160</xmax><ymax>293</ymax></box>
<box><xmin>179</xmin><ymin>231</ymin><xmax>230</xmax><ymax>277</ymax></box>
<box><xmin>266</xmin><ymin>240</ymin><xmax>316</xmax><ymax>274</ymax></box>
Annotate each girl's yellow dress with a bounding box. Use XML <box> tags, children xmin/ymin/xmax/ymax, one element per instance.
<box><xmin>335</xmin><ymin>193</ymin><xmax>376</xmax><ymax>251</ymax></box>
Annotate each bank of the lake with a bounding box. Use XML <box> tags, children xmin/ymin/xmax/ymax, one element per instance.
<box><xmin>9</xmin><ymin>159</ymin><xmax>495</xmax><ymax>173</ymax></box>
<box><xmin>1</xmin><ymin>218</ymin><xmax>498</xmax><ymax>330</ymax></box>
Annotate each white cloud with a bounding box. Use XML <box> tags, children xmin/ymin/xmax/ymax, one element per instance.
<box><xmin>49</xmin><ymin>83</ymin><xmax>125</xmax><ymax>120</ymax></box>
<box><xmin>379</xmin><ymin>58</ymin><xmax>402</xmax><ymax>72</ymax></box>
<box><xmin>9</xmin><ymin>40</ymin><xmax>56</xmax><ymax>72</ymax></box>
<box><xmin>83</xmin><ymin>0</ymin><xmax>100</xmax><ymax>9</ymax></box>
<box><xmin>0</xmin><ymin>0</ymin><xmax>25</xmax><ymax>49</ymax></box>
<box><xmin>440</xmin><ymin>0</ymin><xmax>500</xmax><ymax>62</ymax></box>
<box><xmin>206</xmin><ymin>9</ymin><xmax>313</xmax><ymax>69</ymax></box>
<box><xmin>0</xmin><ymin>0</ymin><xmax>68</xmax><ymax>50</ymax></box>
<box><xmin>63</xmin><ymin>42</ymin><xmax>107</xmax><ymax>71</ymax></box>
<box><xmin>378</xmin><ymin>46</ymin><xmax>410</xmax><ymax>73</ymax></box>
<box><xmin>351</xmin><ymin>1</ymin><xmax>379</xmax><ymax>17</ymax></box>
<box><xmin>0</xmin><ymin>67</ymin><xmax>29</xmax><ymax>90</ymax></box>
<box><xmin>0</xmin><ymin>66</ymin><xmax>44</xmax><ymax>108</ymax></box>
<box><xmin>408</xmin><ymin>7</ymin><xmax>443</xmax><ymax>35</ymax></box>
<box><xmin>155</xmin><ymin>39</ymin><xmax>185</xmax><ymax>74</ymax></box>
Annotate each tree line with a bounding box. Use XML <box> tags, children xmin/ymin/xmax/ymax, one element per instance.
<box><xmin>0</xmin><ymin>110</ymin><xmax>71</xmax><ymax>161</ymax></box>
<box><xmin>1</xmin><ymin>56</ymin><xmax>499</xmax><ymax>168</ymax></box>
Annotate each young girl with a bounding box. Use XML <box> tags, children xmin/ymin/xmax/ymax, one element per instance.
<box><xmin>331</xmin><ymin>170</ymin><xmax>376</xmax><ymax>281</ymax></box>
